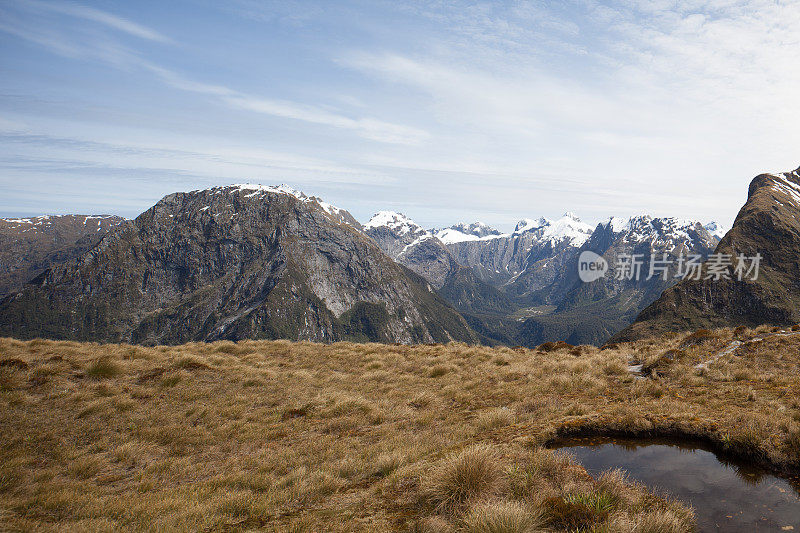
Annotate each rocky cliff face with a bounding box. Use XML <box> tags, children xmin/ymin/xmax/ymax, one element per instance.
<box><xmin>363</xmin><ymin>212</ymin><xmax>458</xmax><ymax>289</ymax></box>
<box><xmin>512</xmin><ymin>215</ymin><xmax>720</xmax><ymax>345</ymax></box>
<box><xmin>442</xmin><ymin>214</ymin><xmax>594</xmax><ymax>292</ymax></box>
<box><xmin>616</xmin><ymin>166</ymin><xmax>800</xmax><ymax>341</ymax></box>
<box><xmin>363</xmin><ymin>211</ymin><xmax>516</xmax><ymax>316</ymax></box>
<box><xmin>0</xmin><ymin>215</ymin><xmax>125</xmax><ymax>296</ymax></box>
<box><xmin>0</xmin><ymin>185</ymin><xmax>477</xmax><ymax>345</ymax></box>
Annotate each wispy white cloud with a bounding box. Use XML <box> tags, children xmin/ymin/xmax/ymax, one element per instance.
<box><xmin>0</xmin><ymin>126</ymin><xmax>394</xmax><ymax>185</ymax></box>
<box><xmin>1</xmin><ymin>0</ymin><xmax>799</xmax><ymax>227</ymax></box>
<box><xmin>140</xmin><ymin>63</ymin><xmax>429</xmax><ymax>144</ymax></box>
<box><xmin>21</xmin><ymin>0</ymin><xmax>170</xmax><ymax>42</ymax></box>
<box><xmin>0</xmin><ymin>1</ymin><xmax>428</xmax><ymax>145</ymax></box>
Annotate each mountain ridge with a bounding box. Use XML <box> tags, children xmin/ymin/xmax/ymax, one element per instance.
<box><xmin>615</xmin><ymin>166</ymin><xmax>800</xmax><ymax>341</ymax></box>
<box><xmin>0</xmin><ymin>186</ymin><xmax>477</xmax><ymax>345</ymax></box>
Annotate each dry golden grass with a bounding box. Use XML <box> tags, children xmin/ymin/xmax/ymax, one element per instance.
<box><xmin>1</xmin><ymin>325</ymin><xmax>799</xmax><ymax>531</ymax></box>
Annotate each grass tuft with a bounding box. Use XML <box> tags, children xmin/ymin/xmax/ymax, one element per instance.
<box><xmin>86</xmin><ymin>358</ymin><xmax>121</xmax><ymax>379</ymax></box>
<box><xmin>427</xmin><ymin>444</ymin><xmax>503</xmax><ymax>512</ymax></box>
<box><xmin>461</xmin><ymin>500</ymin><xmax>541</xmax><ymax>533</ymax></box>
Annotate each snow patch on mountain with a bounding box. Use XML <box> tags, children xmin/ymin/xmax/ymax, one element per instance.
<box><xmin>0</xmin><ymin>215</ymin><xmax>123</xmax><ymax>233</ymax></box>
<box><xmin>435</xmin><ymin>228</ymin><xmax>481</xmax><ymax>244</ymax></box>
<box><xmin>540</xmin><ymin>213</ymin><xmax>593</xmax><ymax>246</ymax></box>
<box><xmin>400</xmin><ymin>234</ymin><xmax>436</xmax><ymax>254</ymax></box>
<box><xmin>770</xmin><ymin>174</ymin><xmax>800</xmax><ymax>206</ymax></box>
<box><xmin>364</xmin><ymin>211</ymin><xmax>427</xmax><ymax>236</ymax></box>
<box><xmin>1</xmin><ymin>215</ymin><xmax>53</xmax><ymax>226</ymax></box>
<box><xmin>228</xmin><ymin>183</ymin><xmax>347</xmax><ymax>219</ymax></box>
<box><xmin>435</xmin><ymin>225</ymin><xmax>509</xmax><ymax>244</ymax></box>
<box><xmin>604</xmin><ymin>216</ymin><xmax>630</xmax><ymax>234</ymax></box>
<box><xmin>514</xmin><ymin>217</ymin><xmax>550</xmax><ymax>234</ymax></box>
<box><xmin>449</xmin><ymin>222</ymin><xmax>502</xmax><ymax>238</ymax></box>
<box><xmin>703</xmin><ymin>221</ymin><xmax>728</xmax><ymax>240</ymax></box>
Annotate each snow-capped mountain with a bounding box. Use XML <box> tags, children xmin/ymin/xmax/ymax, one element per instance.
<box><xmin>434</xmin><ymin>222</ymin><xmax>503</xmax><ymax>244</ymax></box>
<box><xmin>703</xmin><ymin>221</ymin><xmax>728</xmax><ymax>240</ymax></box>
<box><xmin>444</xmin><ymin>213</ymin><xmax>594</xmax><ymax>287</ymax></box>
<box><xmin>363</xmin><ymin>211</ymin><xmax>455</xmax><ymax>288</ymax></box>
<box><xmin>364</xmin><ymin>211</ymin><xmax>431</xmax><ymax>252</ymax></box>
<box><xmin>539</xmin><ymin>212</ymin><xmax>594</xmax><ymax>246</ymax></box>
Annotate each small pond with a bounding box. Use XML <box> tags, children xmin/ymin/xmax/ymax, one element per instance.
<box><xmin>550</xmin><ymin>437</ymin><xmax>800</xmax><ymax>532</ymax></box>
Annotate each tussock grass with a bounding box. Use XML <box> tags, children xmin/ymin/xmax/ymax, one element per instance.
<box><xmin>461</xmin><ymin>500</ymin><xmax>541</xmax><ymax>533</ymax></box>
<box><xmin>475</xmin><ymin>407</ymin><xmax>516</xmax><ymax>431</ymax></box>
<box><xmin>1</xmin><ymin>326</ymin><xmax>799</xmax><ymax>530</ymax></box>
<box><xmin>85</xmin><ymin>358</ymin><xmax>121</xmax><ymax>379</ymax></box>
<box><xmin>426</xmin><ymin>445</ymin><xmax>503</xmax><ymax>512</ymax></box>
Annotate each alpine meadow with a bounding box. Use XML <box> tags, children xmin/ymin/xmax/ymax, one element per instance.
<box><xmin>2</xmin><ymin>1</ymin><xmax>800</xmax><ymax>532</ymax></box>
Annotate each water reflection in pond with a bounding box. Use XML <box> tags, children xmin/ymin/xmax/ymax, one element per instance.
<box><xmin>550</xmin><ymin>437</ymin><xmax>800</xmax><ymax>532</ymax></box>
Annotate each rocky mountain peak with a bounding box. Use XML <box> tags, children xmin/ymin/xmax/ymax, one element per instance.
<box><xmin>208</xmin><ymin>184</ymin><xmax>361</xmax><ymax>228</ymax></box>
<box><xmin>514</xmin><ymin>217</ymin><xmax>549</xmax><ymax>234</ymax></box>
<box><xmin>703</xmin><ymin>221</ymin><xmax>728</xmax><ymax>239</ymax></box>
<box><xmin>364</xmin><ymin>211</ymin><xmax>426</xmax><ymax>236</ymax></box>
<box><xmin>540</xmin><ymin>213</ymin><xmax>594</xmax><ymax>246</ymax></box>
<box><xmin>449</xmin><ymin>222</ymin><xmax>502</xmax><ymax>238</ymax></box>
<box><xmin>0</xmin><ymin>186</ymin><xmax>477</xmax><ymax>345</ymax></box>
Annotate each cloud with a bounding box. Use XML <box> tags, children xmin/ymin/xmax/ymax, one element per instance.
<box><xmin>0</xmin><ymin>128</ymin><xmax>394</xmax><ymax>185</ymax></box>
<box><xmin>223</xmin><ymin>95</ymin><xmax>429</xmax><ymax>145</ymax></box>
<box><xmin>21</xmin><ymin>0</ymin><xmax>170</xmax><ymax>42</ymax></box>
<box><xmin>139</xmin><ymin>63</ymin><xmax>429</xmax><ymax>144</ymax></box>
<box><xmin>0</xmin><ymin>3</ymin><xmax>429</xmax><ymax>145</ymax></box>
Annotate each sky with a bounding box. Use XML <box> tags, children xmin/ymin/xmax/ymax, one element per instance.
<box><xmin>0</xmin><ymin>0</ymin><xmax>799</xmax><ymax>230</ymax></box>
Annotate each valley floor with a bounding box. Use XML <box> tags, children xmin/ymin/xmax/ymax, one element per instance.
<box><xmin>2</xmin><ymin>327</ymin><xmax>800</xmax><ymax>531</ymax></box>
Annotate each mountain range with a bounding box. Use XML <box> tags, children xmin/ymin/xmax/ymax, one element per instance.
<box><xmin>616</xmin><ymin>166</ymin><xmax>800</xmax><ymax>341</ymax></box>
<box><xmin>364</xmin><ymin>209</ymin><xmax>721</xmax><ymax>345</ymax></box>
<box><xmin>3</xmin><ymin>166</ymin><xmax>798</xmax><ymax>347</ymax></box>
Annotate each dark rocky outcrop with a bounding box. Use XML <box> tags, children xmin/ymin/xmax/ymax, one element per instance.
<box><xmin>0</xmin><ymin>186</ymin><xmax>477</xmax><ymax>345</ymax></box>
<box><xmin>0</xmin><ymin>215</ymin><xmax>125</xmax><ymax>296</ymax></box>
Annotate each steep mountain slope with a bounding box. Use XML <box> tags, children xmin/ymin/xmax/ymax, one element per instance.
<box><xmin>617</xmin><ymin>166</ymin><xmax>800</xmax><ymax>340</ymax></box>
<box><xmin>0</xmin><ymin>185</ymin><xmax>477</xmax><ymax>345</ymax></box>
<box><xmin>442</xmin><ymin>214</ymin><xmax>593</xmax><ymax>291</ymax></box>
<box><xmin>363</xmin><ymin>211</ymin><xmax>516</xmax><ymax>316</ymax></box>
<box><xmin>363</xmin><ymin>212</ymin><xmax>457</xmax><ymax>289</ymax></box>
<box><xmin>515</xmin><ymin>216</ymin><xmax>720</xmax><ymax>345</ymax></box>
<box><xmin>0</xmin><ymin>215</ymin><xmax>125</xmax><ymax>296</ymax></box>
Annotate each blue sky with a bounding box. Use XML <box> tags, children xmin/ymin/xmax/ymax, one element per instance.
<box><xmin>1</xmin><ymin>0</ymin><xmax>798</xmax><ymax>229</ymax></box>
